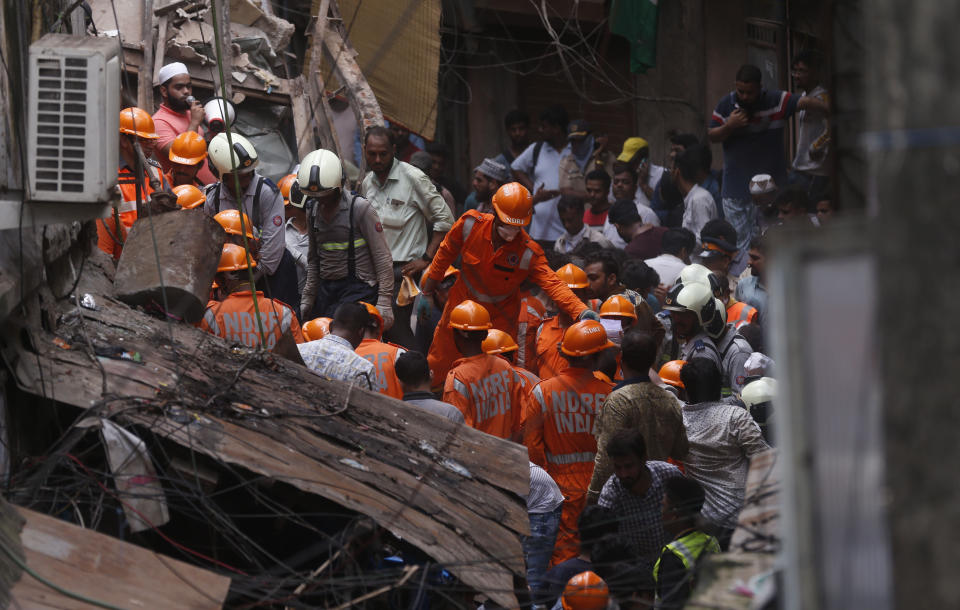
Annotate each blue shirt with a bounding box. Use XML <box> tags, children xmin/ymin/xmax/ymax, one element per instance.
<box><xmin>710</xmin><ymin>90</ymin><xmax>799</xmax><ymax>202</ymax></box>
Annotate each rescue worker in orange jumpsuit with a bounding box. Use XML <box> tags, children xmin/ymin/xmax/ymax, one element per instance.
<box><xmin>534</xmin><ymin>263</ymin><xmax>594</xmax><ymax>380</ymax></box>
<box><xmin>302</xmin><ymin>317</ymin><xmax>331</xmax><ymax>341</ymax></box>
<box><xmin>483</xmin><ymin>329</ymin><xmax>541</xmax><ymax>445</ymax></box>
<box><xmin>525</xmin><ymin>320</ymin><xmax>615</xmax><ymax>565</ymax></box>
<box><xmin>356</xmin><ymin>301</ymin><xmax>406</xmax><ymax>399</ymax></box>
<box><xmin>516</xmin><ymin>289</ymin><xmax>546</xmax><ymax>372</ymax></box>
<box><xmin>98</xmin><ymin>108</ymin><xmax>174</xmax><ymax>259</ymax></box>
<box><xmin>597</xmin><ymin>294</ymin><xmax>639</xmax><ymax>380</ymax></box>
<box><xmin>199</xmin><ymin>243</ymin><xmax>304</xmax><ymax>348</ymax></box>
<box><xmin>442</xmin><ymin>301</ymin><xmax>524</xmax><ymax>440</ymax></box>
<box><xmin>173</xmin><ymin>184</ymin><xmax>205</xmax><ymax>210</ymax></box>
<box><xmin>421</xmin><ymin>183</ymin><xmax>593</xmax><ymax>383</ymax></box>
<box><xmin>168</xmin><ymin>130</ymin><xmax>208</xmax><ymax>188</ymax></box>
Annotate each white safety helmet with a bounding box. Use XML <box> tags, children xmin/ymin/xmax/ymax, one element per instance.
<box><xmin>290</xmin><ymin>149</ymin><xmax>343</xmax><ymax>207</ymax></box>
<box><xmin>741</xmin><ymin>376</ymin><xmax>776</xmax><ymax>432</ymax></box>
<box><xmin>208</xmin><ymin>132</ymin><xmax>258</xmax><ymax>176</ymax></box>
<box><xmin>740</xmin><ymin>376</ymin><xmax>776</xmax><ymax>409</ymax></box>
<box><xmin>203</xmin><ymin>96</ymin><xmax>236</xmax><ymax>134</ymax></box>
<box><xmin>663</xmin><ymin>281</ymin><xmax>725</xmax><ymax>338</ymax></box>
<box><xmin>678</xmin><ymin>263</ymin><xmax>722</xmax><ymax>297</ymax></box>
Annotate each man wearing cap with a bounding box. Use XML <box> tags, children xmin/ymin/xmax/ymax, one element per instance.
<box><xmin>152</xmin><ymin>62</ymin><xmax>216</xmax><ymax>185</ymax></box>
<box><xmin>361</xmin><ymin>126</ymin><xmax>455</xmax><ymax>348</ymax></box>
<box><xmin>708</xmin><ymin>64</ymin><xmax>828</xmax><ymax>258</ymax></box>
<box><xmin>465</xmin><ymin>158</ymin><xmax>511</xmax><ymax>215</ymax></box>
<box><xmin>749</xmin><ymin>174</ymin><xmax>779</xmax><ymax>245</ymax></box>
<box><xmin>511</xmin><ymin>105</ymin><xmax>569</xmax><ymax>242</ymax></box>
<box><xmin>618</xmin><ymin>137</ymin><xmax>665</xmax><ymax>210</ymax></box>
<box><xmin>558</xmin><ymin>119</ymin><xmax>596</xmax><ymax>200</ymax></box>
<box><xmin>696</xmin><ymin>220</ymin><xmax>739</xmax><ymax>293</ymax></box>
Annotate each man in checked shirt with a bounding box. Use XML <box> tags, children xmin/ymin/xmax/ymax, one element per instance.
<box><xmin>597</xmin><ymin>428</ymin><xmax>682</xmax><ymax>579</ymax></box>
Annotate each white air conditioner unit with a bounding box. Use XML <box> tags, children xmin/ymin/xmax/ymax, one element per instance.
<box><xmin>27</xmin><ymin>34</ymin><xmax>120</xmax><ymax>203</ymax></box>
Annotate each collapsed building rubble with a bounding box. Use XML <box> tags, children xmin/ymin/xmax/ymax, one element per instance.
<box><xmin>0</xmin><ymin>238</ymin><xmax>529</xmax><ymax>607</ymax></box>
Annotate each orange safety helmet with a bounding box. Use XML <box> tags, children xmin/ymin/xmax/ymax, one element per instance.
<box><xmin>277</xmin><ymin>173</ymin><xmax>297</xmax><ymax>205</ymax></box>
<box><xmin>560</xmin><ymin>320</ymin><xmax>614</xmax><ymax>357</ymax></box>
<box><xmin>556</xmin><ymin>263</ymin><xmax>589</xmax><ymax>289</ymax></box>
<box><xmin>482</xmin><ymin>328</ymin><xmax>519</xmax><ymax>355</ymax></box>
<box><xmin>217</xmin><ymin>243</ymin><xmax>256</xmax><ymax>272</ymax></box>
<box><xmin>449</xmin><ymin>300</ymin><xmax>492</xmax><ymax>331</ymax></box>
<box><xmin>214</xmin><ymin>209</ymin><xmax>258</xmax><ymax>239</ymax></box>
<box><xmin>359</xmin><ymin>301</ymin><xmax>384</xmax><ymax>338</ymax></box>
<box><xmin>302</xmin><ymin>317</ymin><xmax>332</xmax><ymax>341</ymax></box>
<box><xmin>491</xmin><ymin>182</ymin><xmax>533</xmax><ymax>226</ymax></box>
<box><xmin>119</xmin><ymin>107</ymin><xmax>159</xmax><ymax>139</ymax></box>
<box><xmin>169</xmin><ymin>130</ymin><xmax>207</xmax><ymax>165</ymax></box>
<box><xmin>561</xmin><ymin>571</ymin><xmax>609</xmax><ymax>610</ymax></box>
<box><xmin>658</xmin><ymin>360</ymin><xmax>687</xmax><ymax>388</ymax></box>
<box><xmin>173</xmin><ymin>184</ymin><xmax>205</xmax><ymax>209</ymax></box>
<box><xmin>599</xmin><ymin>294</ymin><xmax>637</xmax><ymax>319</ymax></box>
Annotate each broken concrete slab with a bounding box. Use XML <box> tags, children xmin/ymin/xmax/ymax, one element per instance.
<box><xmin>113</xmin><ymin>209</ymin><xmax>224</xmax><ymax>323</ymax></box>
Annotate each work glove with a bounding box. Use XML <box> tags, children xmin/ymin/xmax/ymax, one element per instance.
<box><xmin>578</xmin><ymin>309</ymin><xmax>600</xmax><ymax>322</ymax></box>
<box><xmin>377</xmin><ymin>304</ymin><xmax>395</xmax><ymax>332</ymax></box>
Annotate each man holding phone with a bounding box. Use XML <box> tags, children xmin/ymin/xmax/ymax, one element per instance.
<box><xmin>708</xmin><ymin>64</ymin><xmax>828</xmax><ymax>258</ymax></box>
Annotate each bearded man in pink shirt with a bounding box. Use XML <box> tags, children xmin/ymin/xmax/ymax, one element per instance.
<box><xmin>152</xmin><ymin>62</ymin><xmax>217</xmax><ymax>185</ymax></box>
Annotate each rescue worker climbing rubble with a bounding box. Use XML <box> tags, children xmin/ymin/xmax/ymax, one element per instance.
<box><xmin>421</xmin><ymin>183</ymin><xmax>594</xmax><ymax>384</ymax></box>
<box><xmin>356</xmin><ymin>301</ymin><xmax>406</xmax><ymax>399</ymax></box>
<box><xmin>534</xmin><ymin>263</ymin><xmax>593</xmax><ymax>380</ymax></box>
<box><xmin>297</xmin><ymin>149</ymin><xmax>395</xmax><ymax>326</ymax></box>
<box><xmin>204</xmin><ymin>132</ymin><xmax>300</xmax><ymax>314</ymax></box>
<box><xmin>525</xmin><ymin>320</ymin><xmax>614</xmax><ymax>565</ymax></box>
<box><xmin>198</xmin><ymin>243</ymin><xmax>304</xmax><ymax>349</ymax></box>
<box><xmin>97</xmin><ymin>107</ymin><xmax>175</xmax><ymax>259</ymax></box>
<box><xmin>442</xmin><ymin>300</ymin><xmax>525</xmax><ymax>440</ymax></box>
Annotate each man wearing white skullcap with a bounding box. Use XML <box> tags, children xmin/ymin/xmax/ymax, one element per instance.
<box><xmin>152</xmin><ymin>62</ymin><xmax>216</xmax><ymax>184</ymax></box>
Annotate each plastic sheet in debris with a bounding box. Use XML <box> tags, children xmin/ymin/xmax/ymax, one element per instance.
<box><xmin>233</xmin><ymin>102</ymin><xmax>297</xmax><ymax>182</ymax></box>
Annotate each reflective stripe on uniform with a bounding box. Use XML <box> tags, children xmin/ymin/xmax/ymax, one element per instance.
<box><xmin>118</xmin><ymin>200</ymin><xmax>137</xmax><ymax>213</ymax></box>
<box><xmin>667</xmin><ymin>539</ymin><xmax>698</xmax><ymax>569</ymax></box>
<box><xmin>203</xmin><ymin>307</ymin><xmax>221</xmax><ymax>336</ymax></box>
<box><xmin>532</xmin><ymin>384</ymin><xmax>546</xmax><ymax>413</ymax></box>
<box><xmin>280</xmin><ymin>304</ymin><xmax>292</xmax><ymax>334</ymax></box>
<box><xmin>320</xmin><ymin>238</ymin><xmax>368</xmax><ymax>251</ymax></box>
<box><xmin>462</xmin><ymin>216</ymin><xmax>476</xmax><ymax>240</ymax></box>
<box><xmin>545</xmin><ymin>450</ymin><xmax>596</xmax><ymax>465</ymax></box>
<box><xmin>452</xmin><ymin>378</ymin><xmax>469</xmax><ymax>398</ymax></box>
<box><xmin>461</xmin><ymin>274</ymin><xmax>510</xmax><ymax>304</ymax></box>
<box><xmin>518</xmin><ymin>248</ymin><xmax>534</xmax><ymax>270</ymax></box>
<box><xmin>517</xmin><ymin>322</ymin><xmax>528</xmax><ymax>367</ymax></box>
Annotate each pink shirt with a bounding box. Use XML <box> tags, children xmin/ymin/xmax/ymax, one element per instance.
<box><xmin>152</xmin><ymin>104</ymin><xmax>217</xmax><ymax>185</ymax></box>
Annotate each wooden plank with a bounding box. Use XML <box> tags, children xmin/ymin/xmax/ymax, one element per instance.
<box><xmin>321</xmin><ymin>12</ymin><xmax>383</xmax><ymax>140</ymax></box>
<box><xmin>9</xmin><ymin>505</ymin><xmax>230</xmax><ymax>609</ymax></box>
<box><xmin>138</xmin><ymin>0</ymin><xmax>155</xmax><ymax>110</ymax></box>
<box><xmin>128</xmin><ymin>412</ymin><xmax>521</xmax><ymax>607</ymax></box>
<box><xmin>153</xmin><ymin>14</ymin><xmax>169</xmax><ymax>83</ymax></box>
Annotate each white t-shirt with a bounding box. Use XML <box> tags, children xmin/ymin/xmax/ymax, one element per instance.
<box><xmin>511</xmin><ymin>141</ymin><xmax>566</xmax><ymax>241</ymax></box>
<box><xmin>682</xmin><ymin>184</ymin><xmax>718</xmax><ymax>244</ymax></box>
<box><xmin>644</xmin><ymin>253</ymin><xmax>686</xmax><ymax>287</ymax></box>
